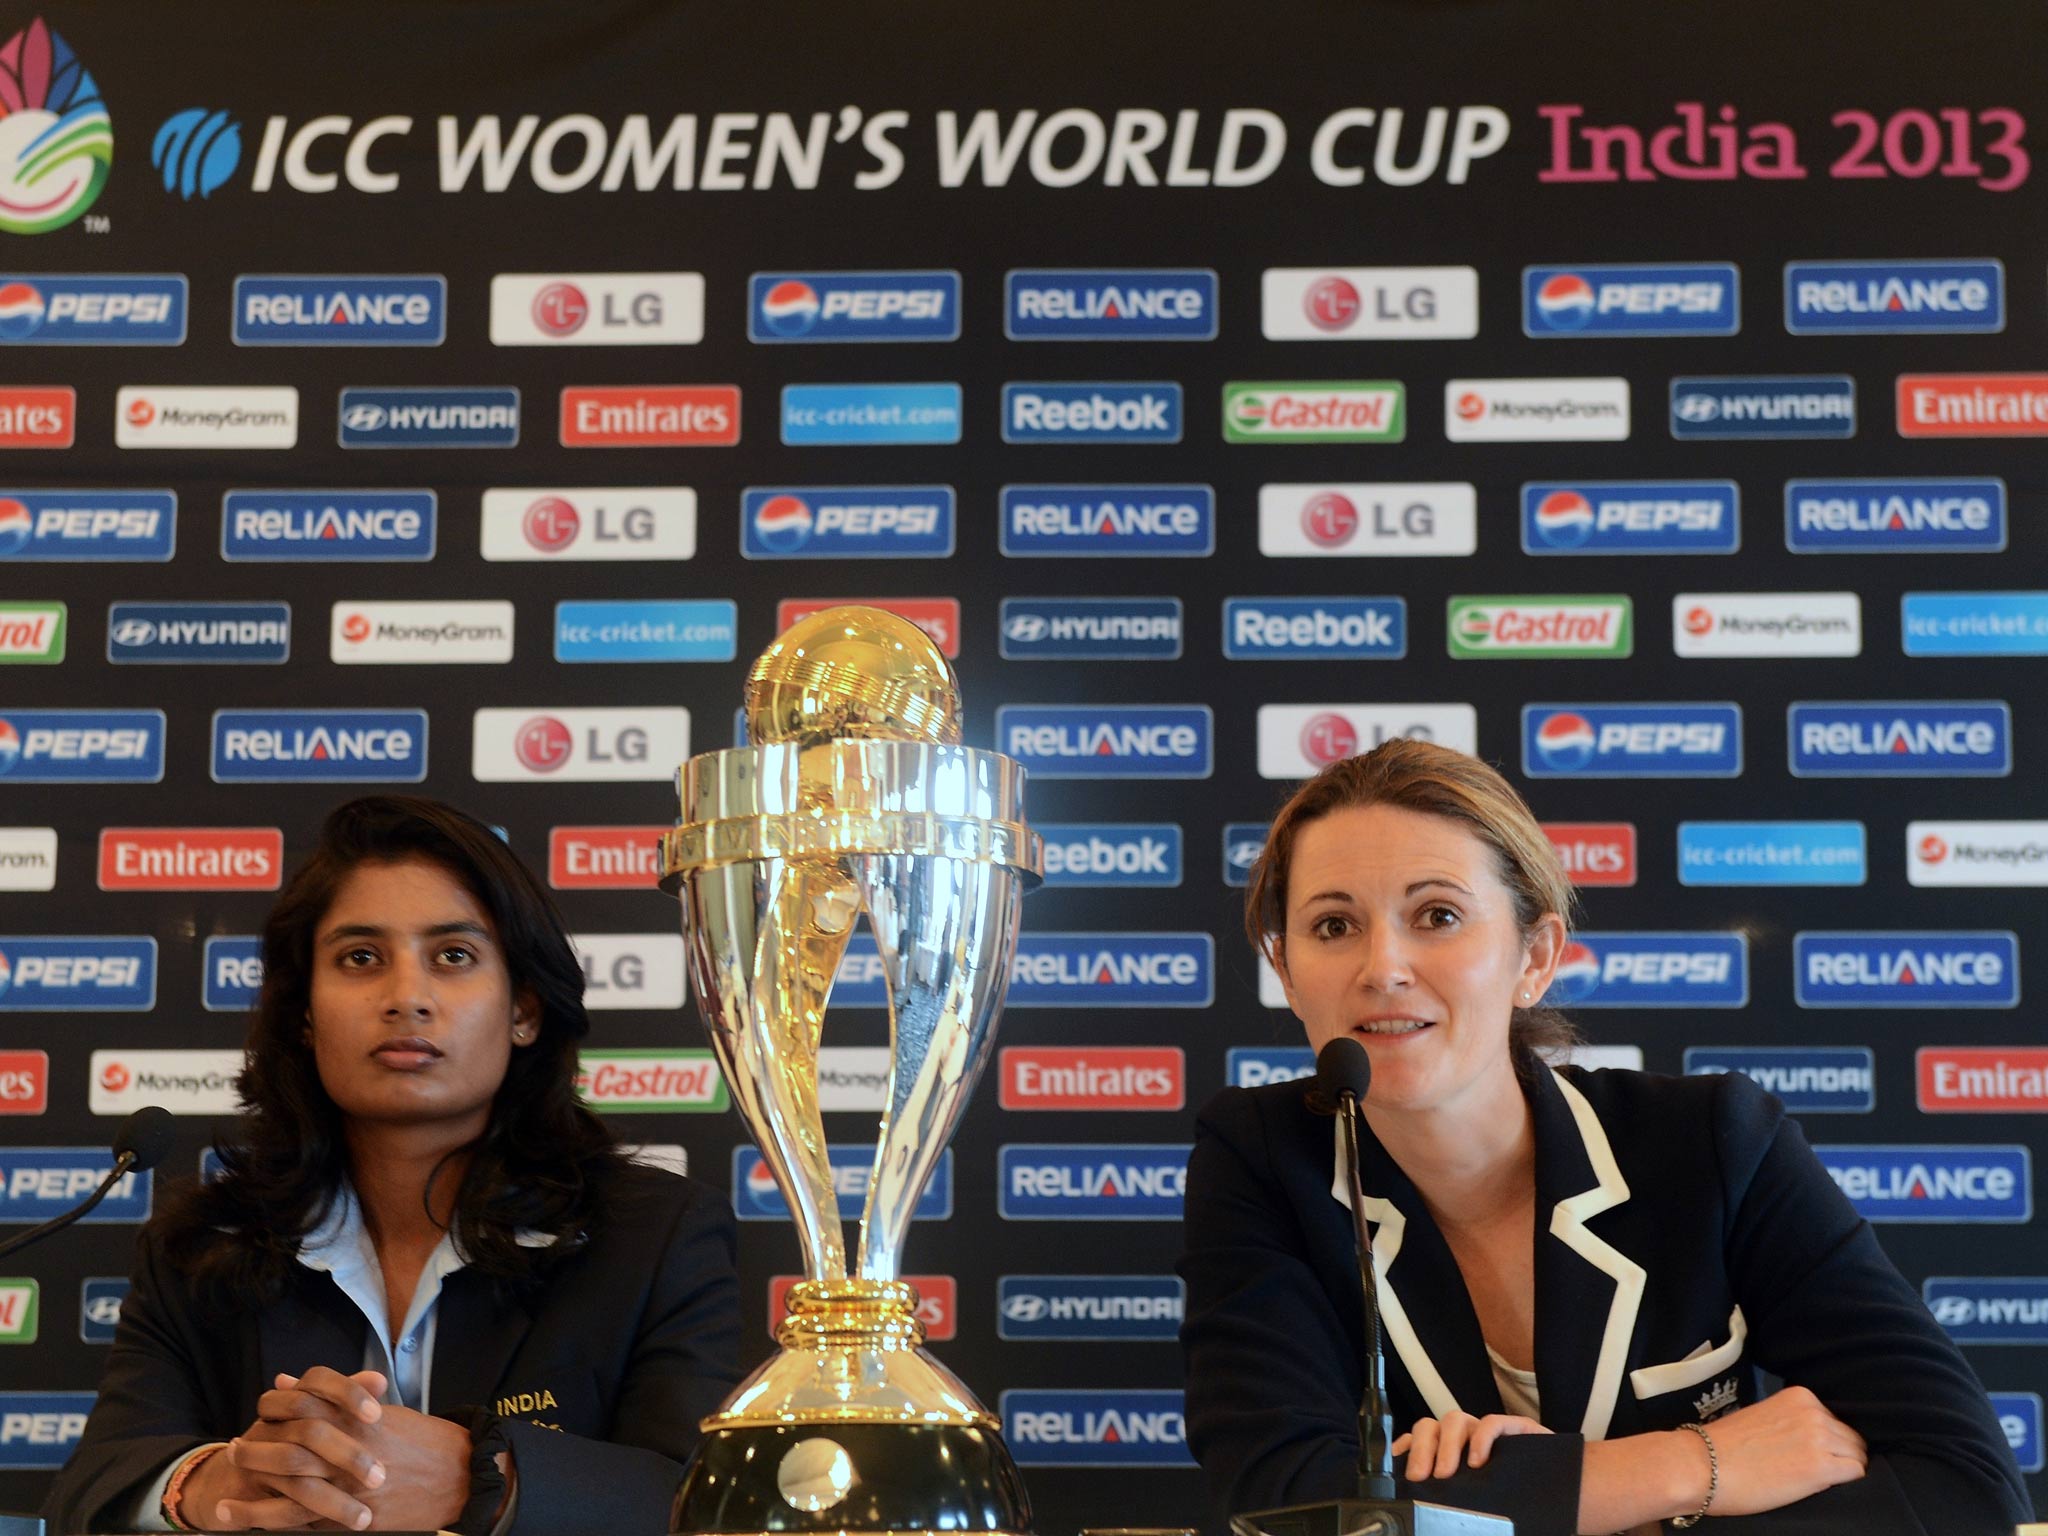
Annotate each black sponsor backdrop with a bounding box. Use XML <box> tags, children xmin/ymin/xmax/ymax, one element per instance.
<box><xmin>2</xmin><ymin>1</ymin><xmax>2044</xmax><ymax>1527</ymax></box>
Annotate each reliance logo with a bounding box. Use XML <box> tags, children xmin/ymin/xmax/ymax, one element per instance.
<box><xmin>997</xmin><ymin>705</ymin><xmax>1211</xmax><ymax>779</ymax></box>
<box><xmin>1001</xmin><ymin>1389</ymin><xmax>1193</xmax><ymax>1467</ymax></box>
<box><xmin>998</xmin><ymin>1145</ymin><xmax>1190</xmax><ymax>1220</ymax></box>
<box><xmin>1795</xmin><ymin>932</ymin><xmax>2018</xmax><ymax>1009</ymax></box>
<box><xmin>1818</xmin><ymin>1146</ymin><xmax>2030</xmax><ymax>1222</ymax></box>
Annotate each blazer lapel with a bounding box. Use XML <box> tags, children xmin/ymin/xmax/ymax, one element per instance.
<box><xmin>1531</xmin><ymin>1067</ymin><xmax>1645</xmax><ymax>1441</ymax></box>
<box><xmin>258</xmin><ymin>1269</ymin><xmax>370</xmax><ymax>1418</ymax></box>
<box><xmin>428</xmin><ymin>1268</ymin><xmax>535</xmax><ymax>1416</ymax></box>
<box><xmin>1329</xmin><ymin>1121</ymin><xmax>1499</xmax><ymax>1419</ymax></box>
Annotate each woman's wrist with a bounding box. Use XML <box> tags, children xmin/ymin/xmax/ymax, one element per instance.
<box><xmin>1659</xmin><ymin>1427</ymin><xmax>1714</xmax><ymax>1519</ymax></box>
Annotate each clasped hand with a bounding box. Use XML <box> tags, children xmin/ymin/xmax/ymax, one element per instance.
<box><xmin>183</xmin><ymin>1366</ymin><xmax>475</xmax><ymax>1531</ymax></box>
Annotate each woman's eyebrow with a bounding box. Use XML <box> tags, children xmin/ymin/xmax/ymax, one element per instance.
<box><xmin>1407</xmin><ymin>877</ymin><xmax>1475</xmax><ymax>896</ymax></box>
<box><xmin>319</xmin><ymin>919</ymin><xmax>492</xmax><ymax>943</ymax></box>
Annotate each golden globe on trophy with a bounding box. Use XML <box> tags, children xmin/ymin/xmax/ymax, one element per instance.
<box><xmin>661</xmin><ymin>606</ymin><xmax>1043</xmax><ymax>1534</ymax></box>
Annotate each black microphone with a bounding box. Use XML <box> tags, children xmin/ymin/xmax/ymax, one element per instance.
<box><xmin>1230</xmin><ymin>1045</ymin><xmax>1513</xmax><ymax>1536</ymax></box>
<box><xmin>0</xmin><ymin>1106</ymin><xmax>174</xmax><ymax>1262</ymax></box>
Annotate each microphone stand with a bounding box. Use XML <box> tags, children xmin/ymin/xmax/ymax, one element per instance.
<box><xmin>0</xmin><ymin>1149</ymin><xmax>140</xmax><ymax>1262</ymax></box>
<box><xmin>1230</xmin><ymin>1089</ymin><xmax>1512</xmax><ymax>1536</ymax></box>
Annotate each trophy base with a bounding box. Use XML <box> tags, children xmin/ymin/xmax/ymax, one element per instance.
<box><xmin>671</xmin><ymin>1422</ymin><xmax>1034</xmax><ymax>1534</ymax></box>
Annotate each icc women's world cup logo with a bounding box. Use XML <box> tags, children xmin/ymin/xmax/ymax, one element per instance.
<box><xmin>0</xmin><ymin>17</ymin><xmax>113</xmax><ymax>235</ymax></box>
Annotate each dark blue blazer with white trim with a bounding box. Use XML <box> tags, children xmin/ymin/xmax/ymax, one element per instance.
<box><xmin>1179</xmin><ymin>1063</ymin><xmax>2032</xmax><ymax>1535</ymax></box>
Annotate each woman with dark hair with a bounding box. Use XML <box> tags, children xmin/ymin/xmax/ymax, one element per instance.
<box><xmin>1178</xmin><ymin>740</ymin><xmax>2030</xmax><ymax>1535</ymax></box>
<box><xmin>45</xmin><ymin>796</ymin><xmax>740</xmax><ymax>1536</ymax></box>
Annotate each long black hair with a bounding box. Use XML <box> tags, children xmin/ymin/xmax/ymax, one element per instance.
<box><xmin>160</xmin><ymin>796</ymin><xmax>629</xmax><ymax>1303</ymax></box>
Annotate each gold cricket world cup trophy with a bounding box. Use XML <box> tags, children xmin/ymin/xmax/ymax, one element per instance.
<box><xmin>661</xmin><ymin>607</ymin><xmax>1044</xmax><ymax>1534</ymax></box>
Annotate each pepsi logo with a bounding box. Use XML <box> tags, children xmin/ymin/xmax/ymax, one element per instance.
<box><xmin>531</xmin><ymin>282</ymin><xmax>588</xmax><ymax>337</ymax></box>
<box><xmin>1534</xmin><ymin>711</ymin><xmax>1597</xmax><ymax>771</ymax></box>
<box><xmin>523</xmin><ymin>496</ymin><xmax>580</xmax><ymax>552</ymax></box>
<box><xmin>1299</xmin><ymin>712</ymin><xmax>1358</xmax><ymax>766</ymax></box>
<box><xmin>1918</xmin><ymin>835</ymin><xmax>1949</xmax><ymax>865</ymax></box>
<box><xmin>759</xmin><ymin>280</ymin><xmax>821</xmax><ymax>338</ymax></box>
<box><xmin>1300</xmin><ymin>492</ymin><xmax>1358</xmax><ymax>549</ymax></box>
<box><xmin>1303</xmin><ymin>276</ymin><xmax>1360</xmax><ymax>333</ymax></box>
<box><xmin>0</xmin><ymin>499</ymin><xmax>31</xmax><ymax>556</ymax></box>
<box><xmin>1683</xmin><ymin>606</ymin><xmax>1714</xmax><ymax>637</ymax></box>
<box><xmin>0</xmin><ymin>949</ymin><xmax>9</xmax><ymax>995</ymax></box>
<box><xmin>1550</xmin><ymin>941</ymin><xmax>1601</xmax><ymax>1001</ymax></box>
<box><xmin>99</xmin><ymin>1062</ymin><xmax>129</xmax><ymax>1093</ymax></box>
<box><xmin>0</xmin><ymin>718</ymin><xmax>21</xmax><ymax>774</ymax></box>
<box><xmin>125</xmin><ymin>398</ymin><xmax>155</xmax><ymax>428</ymax></box>
<box><xmin>0</xmin><ymin>282</ymin><xmax>47</xmax><ymax>341</ymax></box>
<box><xmin>1455</xmin><ymin>392</ymin><xmax>1486</xmax><ymax>422</ymax></box>
<box><xmin>751</xmin><ymin>494</ymin><xmax>813</xmax><ymax>553</ymax></box>
<box><xmin>339</xmin><ymin>613</ymin><xmax>370</xmax><ymax>644</ymax></box>
<box><xmin>515</xmin><ymin>715</ymin><xmax>573</xmax><ymax>774</ymax></box>
<box><xmin>744</xmin><ymin>1157</ymin><xmax>779</xmax><ymax>1197</ymax></box>
<box><xmin>1535</xmin><ymin>273</ymin><xmax>1596</xmax><ymax>329</ymax></box>
<box><xmin>1533</xmin><ymin>491</ymin><xmax>1595</xmax><ymax>548</ymax></box>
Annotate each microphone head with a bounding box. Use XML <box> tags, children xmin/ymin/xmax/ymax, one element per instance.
<box><xmin>113</xmin><ymin>1105</ymin><xmax>175</xmax><ymax>1172</ymax></box>
<box><xmin>1315</xmin><ymin>1037</ymin><xmax>1374</xmax><ymax>1105</ymax></box>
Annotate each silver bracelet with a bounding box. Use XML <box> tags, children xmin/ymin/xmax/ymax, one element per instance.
<box><xmin>1671</xmin><ymin>1420</ymin><xmax>1718</xmax><ymax>1528</ymax></box>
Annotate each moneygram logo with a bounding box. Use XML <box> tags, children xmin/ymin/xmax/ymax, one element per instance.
<box><xmin>1035</xmin><ymin>823</ymin><xmax>1182</xmax><ymax>887</ymax></box>
<box><xmin>1521</xmin><ymin>481</ymin><xmax>1738</xmax><ymax>555</ymax></box>
<box><xmin>1785</xmin><ymin>477</ymin><xmax>2006</xmax><ymax>553</ymax></box>
<box><xmin>492</xmin><ymin>273</ymin><xmax>704</xmax><ymax>345</ymax></box>
<box><xmin>89</xmin><ymin>1049</ymin><xmax>243</xmax><ymax>1115</ymax></box>
<box><xmin>1785</xmin><ymin>260</ymin><xmax>2003</xmax><ymax>335</ymax></box>
<box><xmin>1001</xmin><ymin>598</ymin><xmax>1182</xmax><ymax>660</ymax></box>
<box><xmin>0</xmin><ymin>938</ymin><xmax>157</xmax><ymax>1011</ymax></box>
<box><xmin>1796</xmin><ymin>931</ymin><xmax>2018</xmax><ymax>1009</ymax></box>
<box><xmin>997</xmin><ymin>706</ymin><xmax>1211</xmax><ymax>779</ymax></box>
<box><xmin>108</xmin><ymin>601</ymin><xmax>290</xmax><ymax>664</ymax></box>
<box><xmin>1523</xmin><ymin>704</ymin><xmax>1742</xmax><ymax>779</ymax></box>
<box><xmin>1004</xmin><ymin>382</ymin><xmax>1180</xmax><ymax>444</ymax></box>
<box><xmin>117</xmin><ymin>387</ymin><xmax>297</xmax><ymax>449</ymax></box>
<box><xmin>1896</xmin><ymin>373</ymin><xmax>2048</xmax><ymax>438</ymax></box>
<box><xmin>1008</xmin><ymin>268</ymin><xmax>1216</xmax><ymax>340</ymax></box>
<box><xmin>1261</xmin><ymin>266</ymin><xmax>1477</xmax><ymax>340</ymax></box>
<box><xmin>1256</xmin><ymin>483</ymin><xmax>1476</xmax><ymax>557</ymax></box>
<box><xmin>0</xmin><ymin>387</ymin><xmax>75</xmax><ymax>447</ymax></box>
<box><xmin>0</xmin><ymin>493</ymin><xmax>174</xmax><ymax>560</ymax></box>
<box><xmin>1908</xmin><ymin>820</ymin><xmax>2048</xmax><ymax>888</ymax></box>
<box><xmin>0</xmin><ymin>18</ymin><xmax>111</xmax><ymax>234</ymax></box>
<box><xmin>1001</xmin><ymin>1390</ymin><xmax>1192</xmax><ymax>1468</ymax></box>
<box><xmin>0</xmin><ymin>601</ymin><xmax>62</xmax><ymax>662</ymax></box>
<box><xmin>1541</xmin><ymin>932</ymin><xmax>1748</xmax><ymax>1009</ymax></box>
<box><xmin>548</xmin><ymin>826</ymin><xmax>664</xmax><ymax>890</ymax></box>
<box><xmin>1919</xmin><ymin>1050</ymin><xmax>2048</xmax><ymax>1115</ymax></box>
<box><xmin>999</xmin><ymin>1047</ymin><xmax>1184</xmax><ymax>1111</ymax></box>
<box><xmin>776</xmin><ymin>598</ymin><xmax>956</xmax><ymax>657</ymax></box>
<box><xmin>561</xmin><ymin>385</ymin><xmax>738</xmax><ymax>446</ymax></box>
<box><xmin>997</xmin><ymin>1276</ymin><xmax>1184</xmax><ymax>1341</ymax></box>
<box><xmin>732</xmin><ymin>1146</ymin><xmax>953</xmax><ymax>1223</ymax></box>
<box><xmin>784</xmin><ymin>382</ymin><xmax>960</xmax><ymax>446</ymax></box>
<box><xmin>1676</xmin><ymin>821</ymin><xmax>1866</xmax><ymax>888</ymax></box>
<box><xmin>1448</xmin><ymin>596</ymin><xmax>1631</xmax><ymax>659</ymax></box>
<box><xmin>222</xmin><ymin>491</ymin><xmax>436</xmax><ymax>560</ymax></box>
<box><xmin>999</xmin><ymin>484</ymin><xmax>1214</xmax><ymax>557</ymax></box>
<box><xmin>1222</xmin><ymin>598</ymin><xmax>1404</xmax><ymax>660</ymax></box>
<box><xmin>97</xmin><ymin>828</ymin><xmax>282</xmax><ymax>890</ymax></box>
<box><xmin>0</xmin><ymin>709</ymin><xmax>164</xmax><ymax>782</ymax></box>
<box><xmin>0</xmin><ymin>828</ymin><xmax>54</xmax><ymax>892</ymax></box>
<box><xmin>480</xmin><ymin>488</ymin><xmax>696</xmax><ymax>562</ymax></box>
<box><xmin>472</xmin><ymin>707</ymin><xmax>688</xmax><ymax>782</ymax></box>
<box><xmin>233</xmin><ymin>277</ymin><xmax>446</xmax><ymax>345</ymax></box>
<box><xmin>1446</xmin><ymin>377</ymin><xmax>1629</xmax><ymax>441</ymax></box>
<box><xmin>753</xmin><ymin>271</ymin><xmax>957</xmax><ymax>342</ymax></box>
<box><xmin>999</xmin><ymin>1146</ymin><xmax>1189</xmax><ymax>1221</ymax></box>
<box><xmin>332</xmin><ymin>600</ymin><xmax>513</xmax><ymax>664</ymax></box>
<box><xmin>0</xmin><ymin>1051</ymin><xmax>48</xmax><ymax>1114</ymax></box>
<box><xmin>0</xmin><ymin>276</ymin><xmax>185</xmax><ymax>343</ymax></box>
<box><xmin>1673</xmin><ymin>593</ymin><xmax>1861</xmax><ymax>657</ymax></box>
<box><xmin>1819</xmin><ymin>1146</ymin><xmax>2030</xmax><ymax>1223</ymax></box>
<box><xmin>211</xmin><ymin>709</ymin><xmax>427</xmax><ymax>783</ymax></box>
<box><xmin>1788</xmin><ymin>702</ymin><xmax>2010</xmax><ymax>777</ymax></box>
<box><xmin>1684</xmin><ymin>1047</ymin><xmax>1875</xmax><ymax>1113</ymax></box>
<box><xmin>575</xmin><ymin>1049</ymin><xmax>727</xmax><ymax>1112</ymax></box>
<box><xmin>1257</xmin><ymin>704</ymin><xmax>1478</xmax><ymax>779</ymax></box>
<box><xmin>1522</xmin><ymin>264</ymin><xmax>1738</xmax><ymax>337</ymax></box>
<box><xmin>1222</xmin><ymin>381</ymin><xmax>1404</xmax><ymax>443</ymax></box>
<box><xmin>1670</xmin><ymin>376</ymin><xmax>1854</xmax><ymax>439</ymax></box>
<box><xmin>1542</xmin><ymin>822</ymin><xmax>1637</xmax><ymax>887</ymax></box>
<box><xmin>743</xmin><ymin>486</ymin><xmax>955</xmax><ymax>558</ymax></box>
<box><xmin>1900</xmin><ymin>591</ymin><xmax>2048</xmax><ymax>657</ymax></box>
<box><xmin>340</xmin><ymin>387</ymin><xmax>517</xmax><ymax>448</ymax></box>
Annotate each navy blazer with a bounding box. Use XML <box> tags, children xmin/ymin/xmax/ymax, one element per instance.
<box><xmin>1179</xmin><ymin>1063</ymin><xmax>2031</xmax><ymax>1535</ymax></box>
<box><xmin>43</xmin><ymin>1164</ymin><xmax>741</xmax><ymax>1536</ymax></box>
